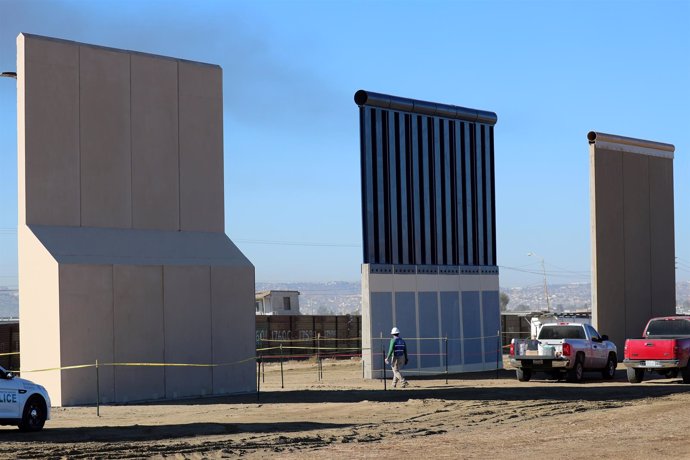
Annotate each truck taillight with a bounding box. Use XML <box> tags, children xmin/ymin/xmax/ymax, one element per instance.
<box><xmin>562</xmin><ymin>343</ymin><xmax>571</xmax><ymax>356</ymax></box>
<box><xmin>509</xmin><ymin>343</ymin><xmax>515</xmax><ymax>356</ymax></box>
<box><xmin>674</xmin><ymin>345</ymin><xmax>679</xmax><ymax>358</ymax></box>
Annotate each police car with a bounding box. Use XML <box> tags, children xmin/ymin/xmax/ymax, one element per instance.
<box><xmin>0</xmin><ymin>365</ymin><xmax>50</xmax><ymax>431</ymax></box>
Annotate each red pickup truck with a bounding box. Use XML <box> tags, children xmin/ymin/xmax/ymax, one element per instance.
<box><xmin>623</xmin><ymin>316</ymin><xmax>690</xmax><ymax>383</ymax></box>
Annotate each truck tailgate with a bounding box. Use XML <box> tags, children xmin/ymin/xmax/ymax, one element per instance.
<box><xmin>626</xmin><ymin>338</ymin><xmax>676</xmax><ymax>360</ymax></box>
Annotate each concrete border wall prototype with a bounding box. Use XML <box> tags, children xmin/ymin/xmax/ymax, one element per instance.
<box><xmin>355</xmin><ymin>90</ymin><xmax>501</xmax><ymax>378</ymax></box>
<box><xmin>17</xmin><ymin>34</ymin><xmax>255</xmax><ymax>406</ymax></box>
<box><xmin>589</xmin><ymin>131</ymin><xmax>675</xmax><ymax>351</ymax></box>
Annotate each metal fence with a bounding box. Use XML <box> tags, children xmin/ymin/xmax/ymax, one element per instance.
<box><xmin>256</xmin><ymin>314</ymin><xmax>362</xmax><ymax>359</ymax></box>
<box><xmin>0</xmin><ymin>321</ymin><xmax>19</xmax><ymax>370</ymax></box>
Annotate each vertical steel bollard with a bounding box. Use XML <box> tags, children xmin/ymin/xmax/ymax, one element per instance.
<box><xmin>316</xmin><ymin>333</ymin><xmax>320</xmax><ymax>382</ymax></box>
<box><xmin>256</xmin><ymin>356</ymin><xmax>261</xmax><ymax>402</ymax></box>
<box><xmin>380</xmin><ymin>332</ymin><xmax>386</xmax><ymax>389</ymax></box>
<box><xmin>95</xmin><ymin>359</ymin><xmax>100</xmax><ymax>417</ymax></box>
<box><xmin>362</xmin><ymin>356</ymin><xmax>365</xmax><ymax>379</ymax></box>
<box><xmin>262</xmin><ymin>355</ymin><xmax>265</xmax><ymax>383</ymax></box>
<box><xmin>445</xmin><ymin>336</ymin><xmax>449</xmax><ymax>385</ymax></box>
<box><xmin>496</xmin><ymin>329</ymin><xmax>501</xmax><ymax>379</ymax></box>
<box><xmin>280</xmin><ymin>343</ymin><xmax>284</xmax><ymax>389</ymax></box>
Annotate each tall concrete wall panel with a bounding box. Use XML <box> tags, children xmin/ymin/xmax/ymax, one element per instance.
<box><xmin>179</xmin><ymin>62</ymin><xmax>224</xmax><ymax>233</ymax></box>
<box><xmin>649</xmin><ymin>158</ymin><xmax>676</xmax><ymax>318</ymax></box>
<box><xmin>589</xmin><ymin>132</ymin><xmax>675</xmax><ymax>350</ymax></box>
<box><xmin>18</xmin><ymin>34</ymin><xmax>254</xmax><ymax>405</ymax></box>
<box><xmin>113</xmin><ymin>265</ymin><xmax>165</xmax><ymax>403</ymax></box>
<box><xmin>79</xmin><ymin>46</ymin><xmax>132</xmax><ymax>228</ymax></box>
<box><xmin>131</xmin><ymin>54</ymin><xmax>180</xmax><ymax>231</ymax></box>
<box><xmin>622</xmin><ymin>154</ymin><xmax>652</xmax><ymax>336</ymax></box>
<box><xmin>20</xmin><ymin>35</ymin><xmax>80</xmax><ymax>226</ymax></box>
<box><xmin>590</xmin><ymin>146</ymin><xmax>626</xmax><ymax>338</ymax></box>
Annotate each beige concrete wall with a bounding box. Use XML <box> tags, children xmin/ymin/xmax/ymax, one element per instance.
<box><xmin>19</xmin><ymin>34</ymin><xmax>224</xmax><ymax>233</ymax></box>
<box><xmin>589</xmin><ymin>132</ymin><xmax>676</xmax><ymax>351</ymax></box>
<box><xmin>19</xmin><ymin>34</ymin><xmax>80</xmax><ymax>227</ymax></box>
<box><xmin>649</xmin><ymin>157</ymin><xmax>676</xmax><ymax>318</ymax></box>
<box><xmin>622</xmin><ymin>154</ymin><xmax>652</xmax><ymax>337</ymax></box>
<box><xmin>163</xmin><ymin>266</ymin><xmax>213</xmax><ymax>399</ymax></box>
<box><xmin>17</xmin><ymin>227</ymin><xmax>62</xmax><ymax>404</ymax></box>
<box><xmin>131</xmin><ymin>54</ymin><xmax>179</xmax><ymax>231</ymax></box>
<box><xmin>113</xmin><ymin>265</ymin><xmax>165</xmax><ymax>402</ymax></box>
<box><xmin>178</xmin><ymin>62</ymin><xmax>224</xmax><ymax>232</ymax></box>
<box><xmin>211</xmin><ymin>266</ymin><xmax>256</xmax><ymax>394</ymax></box>
<box><xmin>18</xmin><ymin>34</ymin><xmax>255</xmax><ymax>405</ymax></box>
<box><xmin>590</xmin><ymin>148</ymin><xmax>625</xmax><ymax>345</ymax></box>
<box><xmin>80</xmin><ymin>46</ymin><xmax>132</xmax><ymax>228</ymax></box>
<box><xmin>58</xmin><ymin>264</ymin><xmax>115</xmax><ymax>406</ymax></box>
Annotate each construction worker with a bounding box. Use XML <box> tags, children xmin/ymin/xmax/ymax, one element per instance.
<box><xmin>385</xmin><ymin>327</ymin><xmax>409</xmax><ymax>388</ymax></box>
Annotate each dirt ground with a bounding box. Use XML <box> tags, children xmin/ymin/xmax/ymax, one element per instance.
<box><xmin>3</xmin><ymin>358</ymin><xmax>690</xmax><ymax>459</ymax></box>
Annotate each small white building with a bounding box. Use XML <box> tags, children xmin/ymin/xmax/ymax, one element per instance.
<box><xmin>255</xmin><ymin>290</ymin><xmax>300</xmax><ymax>315</ymax></box>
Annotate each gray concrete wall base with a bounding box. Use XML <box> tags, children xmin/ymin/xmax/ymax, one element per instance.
<box><xmin>361</xmin><ymin>264</ymin><xmax>501</xmax><ymax>379</ymax></box>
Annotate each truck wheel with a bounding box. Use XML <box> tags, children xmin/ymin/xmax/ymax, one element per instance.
<box><xmin>626</xmin><ymin>367</ymin><xmax>644</xmax><ymax>384</ymax></box>
<box><xmin>516</xmin><ymin>368</ymin><xmax>532</xmax><ymax>382</ymax></box>
<box><xmin>566</xmin><ymin>354</ymin><xmax>584</xmax><ymax>383</ymax></box>
<box><xmin>602</xmin><ymin>353</ymin><xmax>617</xmax><ymax>380</ymax></box>
<box><xmin>681</xmin><ymin>366</ymin><xmax>690</xmax><ymax>384</ymax></box>
<box><xmin>18</xmin><ymin>396</ymin><xmax>47</xmax><ymax>432</ymax></box>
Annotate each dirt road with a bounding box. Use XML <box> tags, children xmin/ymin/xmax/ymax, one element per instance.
<box><xmin>3</xmin><ymin>359</ymin><xmax>690</xmax><ymax>459</ymax></box>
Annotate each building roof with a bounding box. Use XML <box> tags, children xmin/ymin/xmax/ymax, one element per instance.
<box><xmin>255</xmin><ymin>290</ymin><xmax>300</xmax><ymax>300</ymax></box>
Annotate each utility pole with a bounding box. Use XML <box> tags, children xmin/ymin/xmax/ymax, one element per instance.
<box><xmin>528</xmin><ymin>252</ymin><xmax>550</xmax><ymax>313</ymax></box>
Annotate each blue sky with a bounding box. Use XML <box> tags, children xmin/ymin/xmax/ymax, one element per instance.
<box><xmin>0</xmin><ymin>0</ymin><xmax>688</xmax><ymax>288</ymax></box>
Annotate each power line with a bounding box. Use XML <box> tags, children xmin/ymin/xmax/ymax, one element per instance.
<box><xmin>236</xmin><ymin>238</ymin><xmax>360</xmax><ymax>248</ymax></box>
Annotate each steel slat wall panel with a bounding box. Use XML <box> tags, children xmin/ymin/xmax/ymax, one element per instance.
<box><xmin>375</xmin><ymin>109</ymin><xmax>386</xmax><ymax>264</ymax></box>
<box><xmin>399</xmin><ymin>114</ymin><xmax>410</xmax><ymax>265</ymax></box>
<box><xmin>411</xmin><ymin>116</ymin><xmax>422</xmax><ymax>265</ymax></box>
<box><xmin>361</xmin><ymin>107</ymin><xmax>375</xmax><ymax>263</ymax></box>
<box><xmin>484</xmin><ymin>125</ymin><xmax>494</xmax><ymax>265</ymax></box>
<box><xmin>355</xmin><ymin>91</ymin><xmax>497</xmax><ymax>269</ymax></box>
<box><xmin>433</xmin><ymin>118</ymin><xmax>444</xmax><ymax>265</ymax></box>
<box><xmin>454</xmin><ymin>121</ymin><xmax>465</xmax><ymax>265</ymax></box>
<box><xmin>475</xmin><ymin>124</ymin><xmax>485</xmax><ymax>266</ymax></box>
<box><xmin>388</xmin><ymin>110</ymin><xmax>399</xmax><ymax>264</ymax></box>
<box><xmin>464</xmin><ymin>122</ymin><xmax>475</xmax><ymax>265</ymax></box>
<box><xmin>421</xmin><ymin>116</ymin><xmax>432</xmax><ymax>264</ymax></box>
<box><xmin>443</xmin><ymin>119</ymin><xmax>453</xmax><ymax>265</ymax></box>
<box><xmin>489</xmin><ymin>125</ymin><xmax>497</xmax><ymax>265</ymax></box>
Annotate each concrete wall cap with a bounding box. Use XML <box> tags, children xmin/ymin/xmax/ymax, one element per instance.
<box><xmin>19</xmin><ymin>33</ymin><xmax>220</xmax><ymax>69</ymax></box>
<box><xmin>587</xmin><ymin>131</ymin><xmax>675</xmax><ymax>154</ymax></box>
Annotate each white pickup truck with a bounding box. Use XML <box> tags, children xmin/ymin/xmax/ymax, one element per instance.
<box><xmin>0</xmin><ymin>365</ymin><xmax>51</xmax><ymax>431</ymax></box>
<box><xmin>509</xmin><ymin>322</ymin><xmax>618</xmax><ymax>382</ymax></box>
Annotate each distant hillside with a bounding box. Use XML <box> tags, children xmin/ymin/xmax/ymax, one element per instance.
<box><xmin>0</xmin><ymin>288</ymin><xmax>19</xmax><ymax>318</ymax></box>
<box><xmin>4</xmin><ymin>281</ymin><xmax>690</xmax><ymax>318</ymax></box>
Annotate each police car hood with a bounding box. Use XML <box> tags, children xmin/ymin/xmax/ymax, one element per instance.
<box><xmin>13</xmin><ymin>376</ymin><xmax>46</xmax><ymax>391</ymax></box>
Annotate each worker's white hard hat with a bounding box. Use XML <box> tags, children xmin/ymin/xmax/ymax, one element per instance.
<box><xmin>391</xmin><ymin>327</ymin><xmax>400</xmax><ymax>335</ymax></box>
